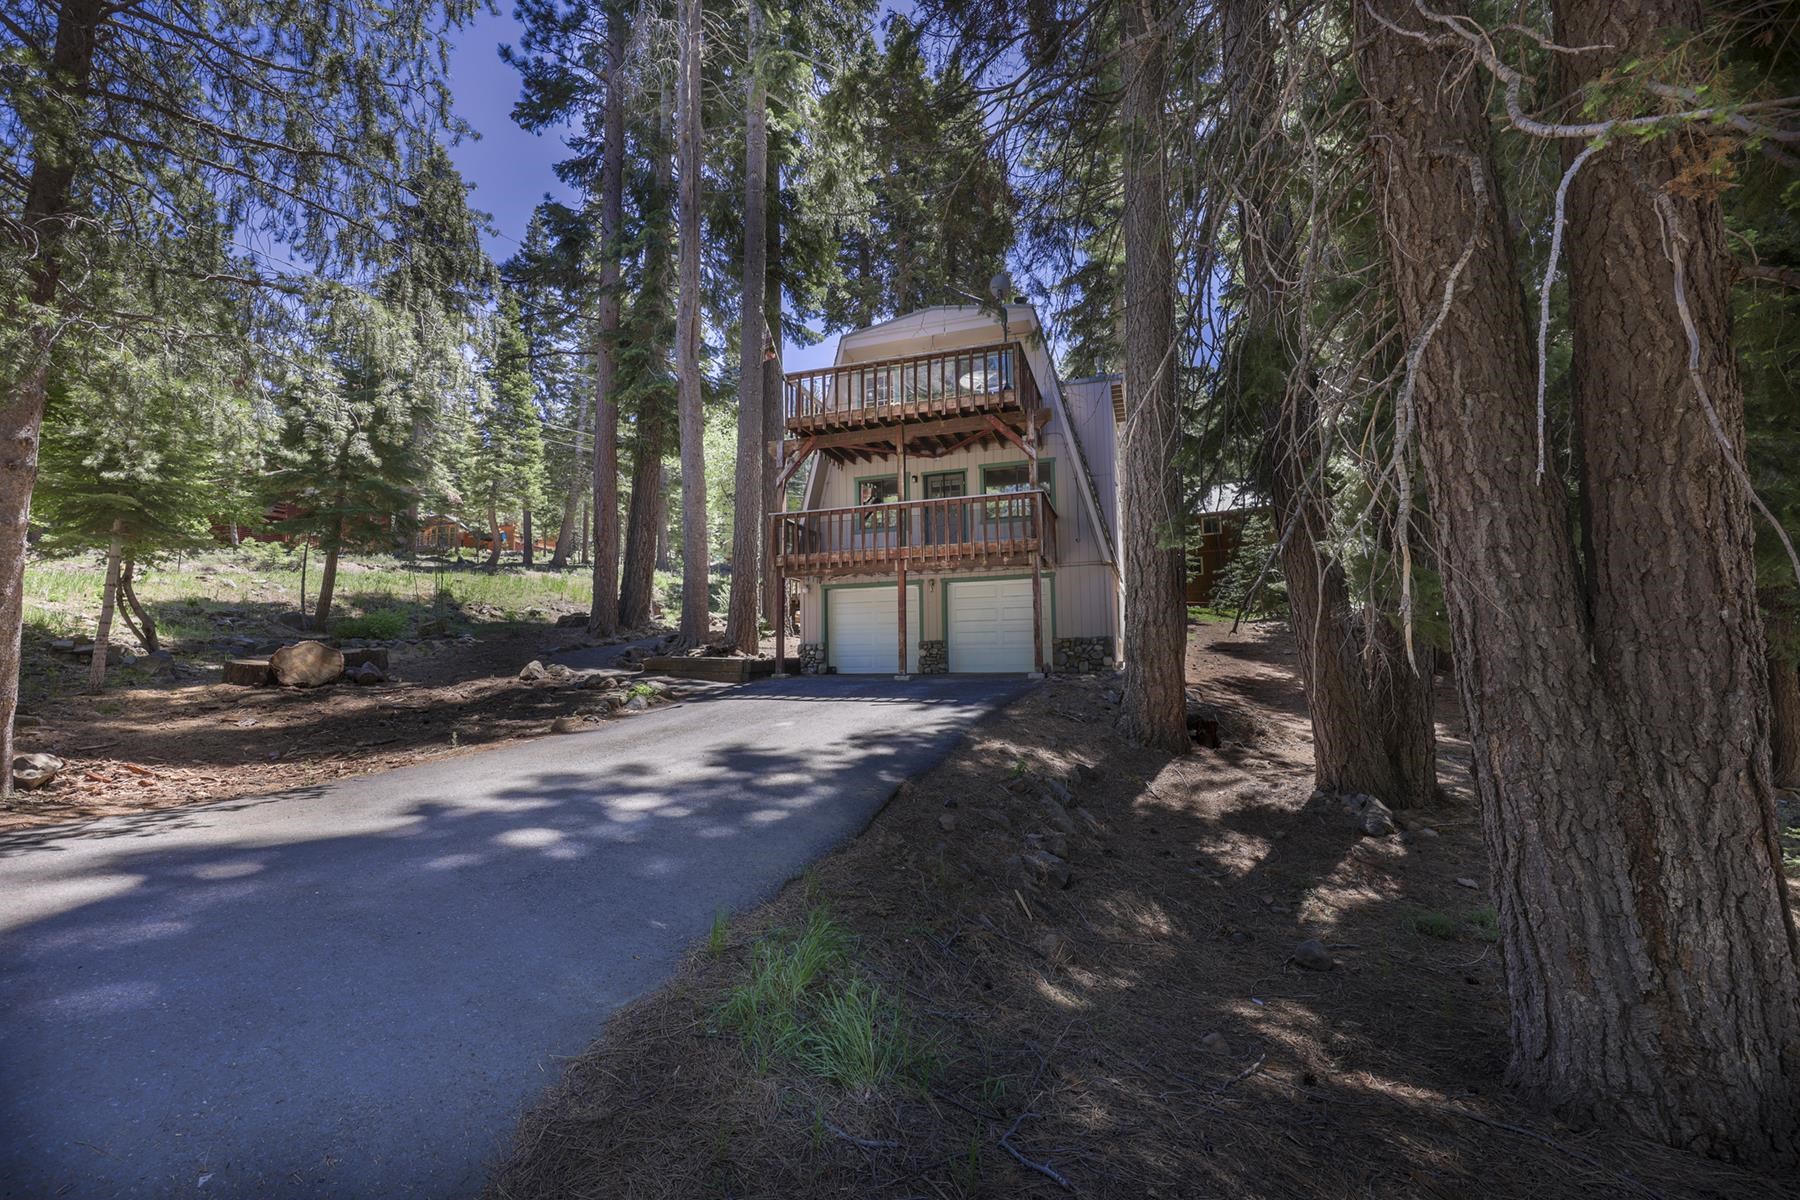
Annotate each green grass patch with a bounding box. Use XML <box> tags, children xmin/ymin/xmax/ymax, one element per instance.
<box><xmin>1411</xmin><ymin>906</ymin><xmax>1500</xmax><ymax>942</ymax></box>
<box><xmin>333</xmin><ymin>608</ymin><xmax>409</xmax><ymax>640</ymax></box>
<box><xmin>718</xmin><ymin>907</ymin><xmax>934</xmax><ymax>1091</ymax></box>
<box><xmin>705</xmin><ymin>909</ymin><xmax>730</xmax><ymax>958</ymax></box>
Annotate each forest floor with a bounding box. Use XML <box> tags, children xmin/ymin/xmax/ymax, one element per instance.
<box><xmin>486</xmin><ymin>619</ymin><xmax>1794</xmax><ymax>1200</ymax></box>
<box><xmin>4</xmin><ymin>547</ymin><xmax>684</xmax><ymax>832</ymax></box>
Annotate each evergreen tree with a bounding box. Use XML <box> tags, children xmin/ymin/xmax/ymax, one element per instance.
<box><xmin>468</xmin><ymin>292</ymin><xmax>551</xmax><ymax>572</ymax></box>
<box><xmin>265</xmin><ymin>289</ymin><xmax>423</xmax><ymax>627</ymax></box>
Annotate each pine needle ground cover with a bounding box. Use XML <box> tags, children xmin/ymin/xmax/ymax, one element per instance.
<box><xmin>486</xmin><ymin>622</ymin><xmax>1787</xmax><ymax>1200</ymax></box>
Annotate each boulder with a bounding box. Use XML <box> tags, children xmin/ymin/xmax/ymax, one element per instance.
<box><xmin>341</xmin><ymin>647</ymin><xmax>390</xmax><ymax>672</ymax></box>
<box><xmin>624</xmin><ymin>694</ymin><xmax>650</xmax><ymax>711</ymax></box>
<box><xmin>223</xmin><ymin>658</ymin><xmax>273</xmax><ymax>687</ymax></box>
<box><xmin>269</xmin><ymin>641</ymin><xmax>344</xmax><ymax>688</ymax></box>
<box><xmin>12</xmin><ymin>753</ymin><xmax>63</xmax><ymax>791</ymax></box>
<box><xmin>146</xmin><ymin>649</ymin><xmax>176</xmax><ymax>676</ymax></box>
<box><xmin>351</xmin><ymin>662</ymin><xmax>386</xmax><ymax>686</ymax></box>
<box><xmin>578</xmin><ymin>672</ymin><xmax>619</xmax><ymax>691</ymax></box>
<box><xmin>519</xmin><ymin>660</ymin><xmax>549</xmax><ymax>682</ymax></box>
<box><xmin>1293</xmin><ymin>938</ymin><xmax>1336</xmax><ymax>972</ymax></box>
<box><xmin>1340</xmin><ymin>792</ymin><xmax>1397</xmax><ymax>838</ymax></box>
<box><xmin>1022</xmin><ymin>849</ymin><xmax>1072</xmax><ymax>889</ymax></box>
<box><xmin>555</xmin><ymin>612</ymin><xmax>588</xmax><ymax>628</ymax></box>
<box><xmin>549</xmin><ymin>715</ymin><xmax>586</xmax><ymax>734</ymax></box>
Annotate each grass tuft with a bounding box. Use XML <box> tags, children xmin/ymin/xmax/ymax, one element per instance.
<box><xmin>718</xmin><ymin>907</ymin><xmax>932</xmax><ymax>1090</ymax></box>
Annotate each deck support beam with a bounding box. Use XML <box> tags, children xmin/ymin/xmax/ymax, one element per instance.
<box><xmin>1029</xmin><ymin>422</ymin><xmax>1045</xmax><ymax>678</ymax></box>
<box><xmin>895</xmin><ymin>422</ymin><xmax>910</xmax><ymax>679</ymax></box>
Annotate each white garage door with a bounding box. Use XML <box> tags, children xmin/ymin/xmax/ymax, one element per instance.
<box><xmin>828</xmin><ymin>584</ymin><xmax>922</xmax><ymax>674</ymax></box>
<box><xmin>947</xmin><ymin>578</ymin><xmax>1038</xmax><ymax>673</ymax></box>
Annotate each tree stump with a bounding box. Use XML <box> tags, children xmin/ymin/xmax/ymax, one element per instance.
<box><xmin>223</xmin><ymin>659</ymin><xmax>272</xmax><ymax>687</ymax></box>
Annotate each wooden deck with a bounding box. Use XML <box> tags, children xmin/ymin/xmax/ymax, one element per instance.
<box><xmin>783</xmin><ymin>342</ymin><xmax>1041</xmax><ymax>442</ymax></box>
<box><xmin>770</xmin><ymin>493</ymin><xmax>1056</xmax><ymax>577</ymax></box>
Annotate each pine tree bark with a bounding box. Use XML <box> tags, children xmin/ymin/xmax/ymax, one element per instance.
<box><xmin>674</xmin><ymin>0</ymin><xmax>709</xmax><ymax>646</ymax></box>
<box><xmin>1359</xmin><ymin>0</ymin><xmax>1800</xmax><ymax>1161</ymax></box>
<box><xmin>1116</xmin><ymin>0</ymin><xmax>1188</xmax><ymax>752</ymax></box>
<box><xmin>725</xmin><ymin>0</ymin><xmax>768</xmax><ymax>653</ymax></box>
<box><xmin>522</xmin><ymin>507</ymin><xmax>534</xmax><ymax>567</ymax></box>
<box><xmin>1</xmin><ymin>0</ymin><xmax>104</xmax><ymax>792</ymax></box>
<box><xmin>588</xmin><ymin>3</ymin><xmax>625</xmax><ymax>634</ymax></box>
<box><xmin>1769</xmin><ymin>610</ymin><xmax>1800</xmax><ymax>790</ymax></box>
<box><xmin>620</xmin><ymin>451</ymin><xmax>665</xmax><ymax>630</ymax></box>
<box><xmin>88</xmin><ymin>520</ymin><xmax>124</xmax><ymax>694</ymax></box>
<box><xmin>314</xmin><ymin>542</ymin><xmax>341</xmax><ymax>629</ymax></box>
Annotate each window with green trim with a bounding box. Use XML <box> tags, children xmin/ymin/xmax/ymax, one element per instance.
<box><xmin>856</xmin><ymin>474</ymin><xmax>899</xmax><ymax>530</ymax></box>
<box><xmin>981</xmin><ymin>461</ymin><xmax>1053</xmax><ymax>520</ymax></box>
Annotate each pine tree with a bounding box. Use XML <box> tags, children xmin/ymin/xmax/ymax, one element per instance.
<box><xmin>265</xmin><ymin>289</ymin><xmax>424</xmax><ymax>628</ymax></box>
<box><xmin>469</xmin><ymin>291</ymin><xmax>551</xmax><ymax>572</ymax></box>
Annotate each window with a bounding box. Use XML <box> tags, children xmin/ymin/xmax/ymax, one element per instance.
<box><xmin>857</xmin><ymin>475</ymin><xmax>900</xmax><ymax>529</ymax></box>
<box><xmin>982</xmin><ymin>461</ymin><xmax>1052</xmax><ymax>520</ymax></box>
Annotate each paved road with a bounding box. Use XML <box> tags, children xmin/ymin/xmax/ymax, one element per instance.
<box><xmin>0</xmin><ymin>674</ymin><xmax>1030</xmax><ymax>1198</ymax></box>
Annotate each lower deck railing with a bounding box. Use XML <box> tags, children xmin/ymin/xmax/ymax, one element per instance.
<box><xmin>771</xmin><ymin>492</ymin><xmax>1056</xmax><ymax>572</ymax></box>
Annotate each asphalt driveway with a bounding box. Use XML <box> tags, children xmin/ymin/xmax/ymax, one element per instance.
<box><xmin>0</xmin><ymin>673</ymin><xmax>1031</xmax><ymax>1198</ymax></box>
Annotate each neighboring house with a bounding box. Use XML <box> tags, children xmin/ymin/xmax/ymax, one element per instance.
<box><xmin>415</xmin><ymin>514</ymin><xmax>466</xmax><ymax>553</ymax></box>
<box><xmin>771</xmin><ymin>304</ymin><xmax>1122</xmax><ymax>676</ymax></box>
<box><xmin>1186</xmin><ymin>484</ymin><xmax>1269</xmax><ymax>606</ymax></box>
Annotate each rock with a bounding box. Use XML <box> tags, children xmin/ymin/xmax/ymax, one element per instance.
<box><xmin>1022</xmin><ymin>849</ymin><xmax>1072</xmax><ymax>889</ymax></box>
<box><xmin>937</xmin><ymin>812</ymin><xmax>958</xmax><ymax>832</ymax></box>
<box><xmin>1075</xmin><ymin>763</ymin><xmax>1101</xmax><ymax>785</ymax></box>
<box><xmin>1414</xmin><ymin>826</ymin><xmax>1440</xmax><ymax>839</ymax></box>
<box><xmin>50</xmin><ymin>638</ymin><xmax>75</xmax><ymax>652</ymax></box>
<box><xmin>352</xmin><ymin>662</ymin><xmax>386</xmax><ymax>686</ymax></box>
<box><xmin>975</xmin><ymin>807</ymin><xmax>1011</xmax><ymax>830</ymax></box>
<box><xmin>12</xmin><ymin>753</ymin><xmax>63</xmax><ymax>790</ymax></box>
<box><xmin>1293</xmin><ymin>939</ymin><xmax>1336</xmax><ymax>972</ymax></box>
<box><xmin>1340</xmin><ymin>792</ymin><xmax>1397</xmax><ymax>838</ymax></box>
<box><xmin>1454</xmin><ymin>876</ymin><xmax>1480</xmax><ymax>890</ymax></box>
<box><xmin>222</xmin><ymin>658</ymin><xmax>272</xmax><ymax>687</ymax></box>
<box><xmin>1038</xmin><ymin>777</ymin><xmax>1074</xmax><ymax>807</ymax></box>
<box><xmin>549</xmin><ymin>715</ymin><xmax>586</xmax><ymax>734</ymax></box>
<box><xmin>341</xmin><ymin>647</ymin><xmax>390</xmax><ymax>672</ymax></box>
<box><xmin>624</xmin><ymin>695</ymin><xmax>650</xmax><ymax>711</ymax></box>
<box><xmin>1038</xmin><ymin>797</ymin><xmax>1077</xmax><ymax>835</ymax></box>
<box><xmin>1026</xmin><ymin>830</ymin><xmax>1070</xmax><ymax>860</ymax></box>
<box><xmin>544</xmin><ymin>662</ymin><xmax>574</xmax><ymax>680</ymax></box>
<box><xmin>146</xmin><ymin>649</ymin><xmax>176</xmax><ymax>676</ymax></box>
<box><xmin>1200</xmin><ymin>1031</ymin><xmax>1232</xmax><ymax>1055</ymax></box>
<box><xmin>270</xmin><ymin>641</ymin><xmax>344</xmax><ymax>688</ymax></box>
<box><xmin>417</xmin><ymin>618</ymin><xmax>450</xmax><ymax>638</ymax></box>
<box><xmin>519</xmin><ymin>660</ymin><xmax>549</xmax><ymax>682</ymax></box>
<box><xmin>555</xmin><ymin>612</ymin><xmax>588</xmax><ymax>628</ymax></box>
<box><xmin>578</xmin><ymin>672</ymin><xmax>618</xmax><ymax>691</ymax></box>
<box><xmin>1034</xmin><ymin>931</ymin><xmax>1067</xmax><ymax>960</ymax></box>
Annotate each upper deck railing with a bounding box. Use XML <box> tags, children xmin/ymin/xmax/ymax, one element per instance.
<box><xmin>783</xmin><ymin>341</ymin><xmax>1041</xmax><ymax>434</ymax></box>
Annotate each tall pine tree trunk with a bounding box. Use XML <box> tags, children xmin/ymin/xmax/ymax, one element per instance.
<box><xmin>725</xmin><ymin>0</ymin><xmax>768</xmax><ymax>653</ymax></box>
<box><xmin>761</xmin><ymin>137</ymin><xmax>784</xmax><ymax>627</ymax></box>
<box><xmin>522</xmin><ymin>507</ymin><xmax>535</xmax><ymax>567</ymax></box>
<box><xmin>1116</xmin><ymin>0</ymin><xmax>1188</xmax><ymax>752</ymax></box>
<box><xmin>1</xmin><ymin>0</ymin><xmax>103</xmax><ymax>792</ymax></box>
<box><xmin>1225</xmin><ymin>0</ymin><xmax>1435</xmax><ymax>805</ymax></box>
<box><xmin>314</xmin><ymin>538</ymin><xmax>342</xmax><ymax>629</ymax></box>
<box><xmin>588</xmin><ymin>4</ymin><xmax>626</xmax><ymax>635</ymax></box>
<box><xmin>1550</xmin><ymin>0</ymin><xmax>1800</xmax><ymax>1159</ymax></box>
<box><xmin>674</xmin><ymin>0</ymin><xmax>709</xmax><ymax>646</ymax></box>
<box><xmin>1359</xmin><ymin>0</ymin><xmax>1799</xmax><ymax>1161</ymax></box>
<box><xmin>87</xmin><ymin>520</ymin><xmax>124</xmax><ymax>694</ymax></box>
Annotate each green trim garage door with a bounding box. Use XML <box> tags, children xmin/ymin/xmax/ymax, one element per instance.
<box><xmin>946</xmin><ymin>578</ymin><xmax>1037</xmax><ymax>673</ymax></box>
<box><xmin>827</xmin><ymin>584</ymin><xmax>922</xmax><ymax>674</ymax></box>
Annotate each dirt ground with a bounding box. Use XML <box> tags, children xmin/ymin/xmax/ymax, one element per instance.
<box><xmin>485</xmin><ymin>619</ymin><xmax>1791</xmax><ymax>1200</ymax></box>
<box><xmin>2</xmin><ymin>624</ymin><xmax>664</xmax><ymax>834</ymax></box>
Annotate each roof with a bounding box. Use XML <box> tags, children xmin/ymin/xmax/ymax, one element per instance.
<box><xmin>835</xmin><ymin>304</ymin><xmax>1041</xmax><ymax>363</ymax></box>
<box><xmin>1196</xmin><ymin>484</ymin><xmax>1267</xmax><ymax>515</ymax></box>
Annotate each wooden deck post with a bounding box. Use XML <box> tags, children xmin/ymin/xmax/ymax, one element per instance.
<box><xmin>896</xmin><ymin>564</ymin><xmax>910</xmax><ymax>679</ymax></box>
<box><xmin>772</xmin><ymin>516</ymin><xmax>788</xmax><ymax>677</ymax></box>
<box><xmin>1029</xmin><ymin>423</ymin><xmax>1046</xmax><ymax>678</ymax></box>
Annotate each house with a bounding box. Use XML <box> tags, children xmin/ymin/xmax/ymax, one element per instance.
<box><xmin>770</xmin><ymin>304</ymin><xmax>1122</xmax><ymax>676</ymax></box>
<box><xmin>1186</xmin><ymin>484</ymin><xmax>1269</xmax><ymax>606</ymax></box>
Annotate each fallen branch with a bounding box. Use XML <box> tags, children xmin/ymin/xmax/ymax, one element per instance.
<box><xmin>821</xmin><ymin>1119</ymin><xmax>898</xmax><ymax>1151</ymax></box>
<box><xmin>999</xmin><ymin>1112</ymin><xmax>1076</xmax><ymax>1192</ymax></box>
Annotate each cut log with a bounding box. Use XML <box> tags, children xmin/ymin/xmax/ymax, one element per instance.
<box><xmin>223</xmin><ymin>659</ymin><xmax>272</xmax><ymax>687</ymax></box>
<box><xmin>270</xmin><ymin>641</ymin><xmax>345</xmax><ymax>688</ymax></box>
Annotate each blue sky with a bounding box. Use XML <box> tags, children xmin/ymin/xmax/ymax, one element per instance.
<box><xmin>444</xmin><ymin>7</ymin><xmax>841</xmax><ymax>372</ymax></box>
